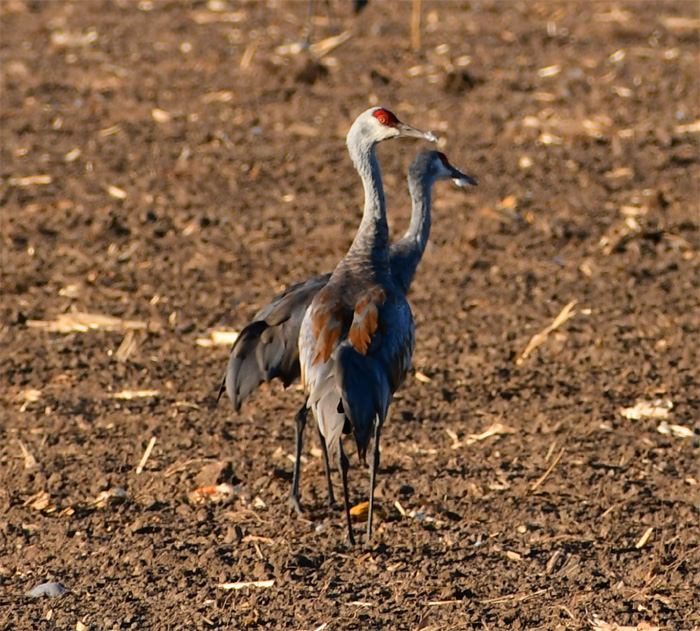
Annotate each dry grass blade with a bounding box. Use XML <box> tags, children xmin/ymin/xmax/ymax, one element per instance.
<box><xmin>674</xmin><ymin>119</ymin><xmax>700</xmax><ymax>134</ymax></box>
<box><xmin>661</xmin><ymin>16</ymin><xmax>700</xmax><ymax>32</ymax></box>
<box><xmin>481</xmin><ymin>588</ymin><xmax>549</xmax><ymax>604</ymax></box>
<box><xmin>9</xmin><ymin>175</ymin><xmax>52</xmax><ymax>186</ymax></box>
<box><xmin>136</xmin><ymin>436</ymin><xmax>157</xmax><ymax>474</ymax></box>
<box><xmin>309</xmin><ymin>30</ymin><xmax>352</xmax><ymax>59</ymax></box>
<box><xmin>515</xmin><ymin>300</ymin><xmax>577</xmax><ymax>365</ymax></box>
<box><xmin>657</xmin><ymin>420</ymin><xmax>694</xmax><ymax>438</ymax></box>
<box><xmin>196</xmin><ymin>329</ymin><xmax>239</xmax><ymax>347</ymax></box>
<box><xmin>27</xmin><ymin>312</ymin><xmax>147</xmax><ymax>334</ymax></box>
<box><xmin>111</xmin><ymin>390</ymin><xmax>160</xmax><ymax>400</ymax></box>
<box><xmin>635</xmin><ymin>527</ymin><xmax>654</xmax><ymax>549</ymax></box>
<box><xmin>620</xmin><ymin>398</ymin><xmax>672</xmax><ymax>420</ymax></box>
<box><xmin>17</xmin><ymin>440</ymin><xmax>38</xmax><ymax>469</ymax></box>
<box><xmin>189</xmin><ymin>9</ymin><xmax>246</xmax><ymax>25</ymax></box>
<box><xmin>447</xmin><ymin>423</ymin><xmax>516</xmax><ymax>449</ymax></box>
<box><xmin>114</xmin><ymin>329</ymin><xmax>140</xmax><ymax>362</ymax></box>
<box><xmin>411</xmin><ymin>0</ymin><xmax>422</xmax><ymax>51</ymax></box>
<box><xmin>414</xmin><ymin>370</ymin><xmax>432</xmax><ymax>383</ymax></box>
<box><xmin>217</xmin><ymin>579</ymin><xmax>274</xmax><ymax>590</ymax></box>
<box><xmin>240</xmin><ymin>43</ymin><xmax>255</xmax><ymax>70</ymax></box>
<box><xmin>531</xmin><ymin>448</ymin><xmax>566</xmax><ymax>492</ymax></box>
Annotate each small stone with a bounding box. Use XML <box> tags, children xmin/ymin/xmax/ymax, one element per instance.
<box><xmin>27</xmin><ymin>582</ymin><xmax>67</xmax><ymax>598</ymax></box>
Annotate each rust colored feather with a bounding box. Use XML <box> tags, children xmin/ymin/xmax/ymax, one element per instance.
<box><xmin>310</xmin><ymin>287</ymin><xmax>349</xmax><ymax>365</ymax></box>
<box><xmin>348</xmin><ymin>303</ymin><xmax>377</xmax><ymax>354</ymax></box>
<box><xmin>313</xmin><ymin>324</ymin><xmax>342</xmax><ymax>365</ymax></box>
<box><xmin>348</xmin><ymin>285</ymin><xmax>386</xmax><ymax>355</ymax></box>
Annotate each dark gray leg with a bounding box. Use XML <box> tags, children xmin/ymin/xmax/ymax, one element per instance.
<box><xmin>304</xmin><ymin>0</ymin><xmax>315</xmax><ymax>47</ymax></box>
<box><xmin>367</xmin><ymin>418</ymin><xmax>381</xmax><ymax>542</ymax></box>
<box><xmin>316</xmin><ymin>421</ymin><xmax>335</xmax><ymax>506</ymax></box>
<box><xmin>338</xmin><ymin>439</ymin><xmax>355</xmax><ymax>545</ymax></box>
<box><xmin>288</xmin><ymin>403</ymin><xmax>308</xmax><ymax>515</ymax></box>
<box><xmin>324</xmin><ymin>0</ymin><xmax>337</xmax><ymax>35</ymax></box>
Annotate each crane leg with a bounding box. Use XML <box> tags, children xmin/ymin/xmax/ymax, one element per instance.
<box><xmin>304</xmin><ymin>0</ymin><xmax>315</xmax><ymax>48</ymax></box>
<box><xmin>338</xmin><ymin>439</ymin><xmax>355</xmax><ymax>545</ymax></box>
<box><xmin>316</xmin><ymin>420</ymin><xmax>335</xmax><ymax>506</ymax></box>
<box><xmin>367</xmin><ymin>418</ymin><xmax>381</xmax><ymax>541</ymax></box>
<box><xmin>288</xmin><ymin>402</ymin><xmax>308</xmax><ymax>515</ymax></box>
<box><xmin>324</xmin><ymin>0</ymin><xmax>338</xmax><ymax>36</ymax></box>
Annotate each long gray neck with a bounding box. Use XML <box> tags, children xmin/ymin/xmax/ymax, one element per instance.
<box><xmin>341</xmin><ymin>137</ymin><xmax>391</xmax><ymax>273</ymax></box>
<box><xmin>389</xmin><ymin>170</ymin><xmax>433</xmax><ymax>293</ymax></box>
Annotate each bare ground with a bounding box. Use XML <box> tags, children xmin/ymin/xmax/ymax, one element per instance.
<box><xmin>1</xmin><ymin>1</ymin><xmax>699</xmax><ymax>629</ymax></box>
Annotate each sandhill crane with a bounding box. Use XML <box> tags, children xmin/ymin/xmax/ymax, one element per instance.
<box><xmin>219</xmin><ymin>150</ymin><xmax>476</xmax><ymax>516</ymax></box>
<box><xmin>298</xmin><ymin>109</ymin><xmax>440</xmax><ymax>544</ymax></box>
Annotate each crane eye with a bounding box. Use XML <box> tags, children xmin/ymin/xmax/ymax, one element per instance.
<box><xmin>437</xmin><ymin>152</ymin><xmax>449</xmax><ymax>166</ymax></box>
<box><xmin>372</xmin><ymin>108</ymin><xmax>398</xmax><ymax>127</ymax></box>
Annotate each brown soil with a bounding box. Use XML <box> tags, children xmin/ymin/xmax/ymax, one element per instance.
<box><xmin>1</xmin><ymin>1</ymin><xmax>699</xmax><ymax>630</ymax></box>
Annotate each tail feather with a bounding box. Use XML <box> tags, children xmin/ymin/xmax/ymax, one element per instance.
<box><xmin>335</xmin><ymin>345</ymin><xmax>390</xmax><ymax>461</ymax></box>
<box><xmin>225</xmin><ymin>320</ymin><xmax>269</xmax><ymax>411</ymax></box>
<box><xmin>309</xmin><ymin>373</ymin><xmax>346</xmax><ymax>457</ymax></box>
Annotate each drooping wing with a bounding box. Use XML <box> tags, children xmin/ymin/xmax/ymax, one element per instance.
<box><xmin>221</xmin><ymin>273</ymin><xmax>330</xmax><ymax>411</ymax></box>
<box><xmin>253</xmin><ymin>274</ymin><xmax>331</xmax><ymax>326</ymax></box>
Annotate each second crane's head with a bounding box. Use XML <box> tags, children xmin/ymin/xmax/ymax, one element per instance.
<box><xmin>347</xmin><ymin>107</ymin><xmax>438</xmax><ymax>152</ymax></box>
<box><xmin>410</xmin><ymin>150</ymin><xmax>478</xmax><ymax>187</ymax></box>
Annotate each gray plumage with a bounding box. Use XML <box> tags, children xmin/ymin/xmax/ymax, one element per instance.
<box><xmin>219</xmin><ymin>148</ymin><xmax>476</xmax><ymax>518</ymax></box>
<box><xmin>219</xmin><ymin>151</ymin><xmax>475</xmax><ymax>410</ymax></box>
<box><xmin>222</xmin><ymin>273</ymin><xmax>330</xmax><ymax>412</ymax></box>
<box><xmin>299</xmin><ymin>108</ymin><xmax>436</xmax><ymax>544</ymax></box>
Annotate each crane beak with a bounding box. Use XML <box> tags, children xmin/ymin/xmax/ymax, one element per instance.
<box><xmin>450</xmin><ymin>166</ymin><xmax>478</xmax><ymax>187</ymax></box>
<box><xmin>395</xmin><ymin>121</ymin><xmax>438</xmax><ymax>142</ymax></box>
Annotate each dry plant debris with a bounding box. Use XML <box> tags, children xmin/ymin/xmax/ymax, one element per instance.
<box><xmin>110</xmin><ymin>390</ymin><xmax>160</xmax><ymax>400</ymax></box>
<box><xmin>135</xmin><ymin>436</ymin><xmax>157</xmax><ymax>474</ymax></box>
<box><xmin>620</xmin><ymin>398</ymin><xmax>673</xmax><ymax>420</ymax></box>
<box><xmin>589</xmin><ymin>617</ymin><xmax>661</xmax><ymax>631</ymax></box>
<box><xmin>217</xmin><ymin>580</ymin><xmax>274</xmax><ymax>591</ymax></box>
<box><xmin>187</xmin><ymin>483</ymin><xmax>237</xmax><ymax>505</ymax></box>
<box><xmin>114</xmin><ymin>329</ymin><xmax>142</xmax><ymax>362</ymax></box>
<box><xmin>349</xmin><ymin>501</ymin><xmax>370</xmax><ymax>522</ymax></box>
<box><xmin>531</xmin><ymin>448</ymin><xmax>566</xmax><ymax>492</ymax></box>
<box><xmin>196</xmin><ymin>329</ymin><xmax>239</xmax><ymax>347</ymax></box>
<box><xmin>27</xmin><ymin>312</ymin><xmax>147</xmax><ymax>334</ymax></box>
<box><xmin>17</xmin><ymin>440</ymin><xmax>38</xmax><ymax>469</ymax></box>
<box><xmin>635</xmin><ymin>527</ymin><xmax>654</xmax><ymax>549</ymax></box>
<box><xmin>23</xmin><ymin>490</ymin><xmax>55</xmax><ymax>513</ymax></box>
<box><xmin>515</xmin><ymin>300</ymin><xmax>577</xmax><ymax>364</ymax></box>
<box><xmin>414</xmin><ymin>370</ymin><xmax>432</xmax><ymax>383</ymax></box>
<box><xmin>445</xmin><ymin>422</ymin><xmax>516</xmax><ymax>449</ymax></box>
<box><xmin>657</xmin><ymin>420</ymin><xmax>694</xmax><ymax>439</ymax></box>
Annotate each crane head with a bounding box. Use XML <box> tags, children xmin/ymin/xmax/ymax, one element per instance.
<box><xmin>409</xmin><ymin>150</ymin><xmax>478</xmax><ymax>187</ymax></box>
<box><xmin>353</xmin><ymin>107</ymin><xmax>438</xmax><ymax>143</ymax></box>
